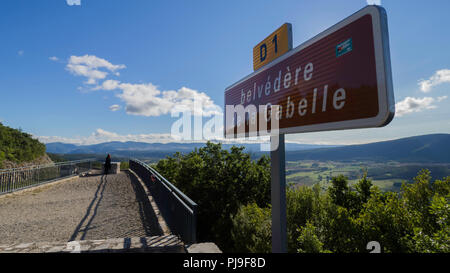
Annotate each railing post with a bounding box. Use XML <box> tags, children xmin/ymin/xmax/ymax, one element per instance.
<box><xmin>192</xmin><ymin>203</ymin><xmax>197</xmax><ymax>244</ymax></box>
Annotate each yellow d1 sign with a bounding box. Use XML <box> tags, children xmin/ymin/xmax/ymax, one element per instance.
<box><xmin>253</xmin><ymin>23</ymin><xmax>293</xmax><ymax>71</ymax></box>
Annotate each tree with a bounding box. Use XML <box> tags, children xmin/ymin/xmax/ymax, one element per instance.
<box><xmin>328</xmin><ymin>174</ymin><xmax>359</xmax><ymax>214</ymax></box>
<box><xmin>231</xmin><ymin>203</ymin><xmax>271</xmax><ymax>253</ymax></box>
<box><xmin>402</xmin><ymin>169</ymin><xmax>437</xmax><ymax>234</ymax></box>
<box><xmin>355</xmin><ymin>172</ymin><xmax>373</xmax><ymax>204</ymax></box>
<box><xmin>358</xmin><ymin>190</ymin><xmax>414</xmax><ymax>252</ymax></box>
<box><xmin>322</xmin><ymin>205</ymin><xmax>361</xmax><ymax>252</ymax></box>
<box><xmin>155</xmin><ymin>142</ymin><xmax>271</xmax><ymax>252</ymax></box>
<box><xmin>412</xmin><ymin>194</ymin><xmax>450</xmax><ymax>253</ymax></box>
<box><xmin>297</xmin><ymin>221</ymin><xmax>329</xmax><ymax>253</ymax></box>
<box><xmin>328</xmin><ymin>175</ymin><xmax>349</xmax><ymax>207</ymax></box>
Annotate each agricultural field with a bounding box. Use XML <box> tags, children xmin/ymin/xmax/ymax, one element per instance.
<box><xmin>286</xmin><ymin>160</ymin><xmax>450</xmax><ymax>192</ymax></box>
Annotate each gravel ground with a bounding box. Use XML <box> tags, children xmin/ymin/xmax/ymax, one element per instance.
<box><xmin>0</xmin><ymin>170</ymin><xmax>163</xmax><ymax>244</ymax></box>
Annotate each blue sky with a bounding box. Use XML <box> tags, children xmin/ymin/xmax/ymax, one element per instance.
<box><xmin>0</xmin><ymin>0</ymin><xmax>449</xmax><ymax>145</ymax></box>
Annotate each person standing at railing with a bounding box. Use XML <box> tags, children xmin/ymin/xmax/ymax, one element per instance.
<box><xmin>104</xmin><ymin>154</ymin><xmax>111</xmax><ymax>175</ymax></box>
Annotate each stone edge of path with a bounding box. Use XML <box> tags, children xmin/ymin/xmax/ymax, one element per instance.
<box><xmin>186</xmin><ymin>242</ymin><xmax>222</xmax><ymax>253</ymax></box>
<box><xmin>127</xmin><ymin>169</ymin><xmax>172</xmax><ymax>236</ymax></box>
<box><xmin>0</xmin><ymin>235</ymin><xmax>185</xmax><ymax>253</ymax></box>
<box><xmin>126</xmin><ymin>170</ymin><xmax>222</xmax><ymax>254</ymax></box>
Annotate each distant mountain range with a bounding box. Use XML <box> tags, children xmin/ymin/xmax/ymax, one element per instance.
<box><xmin>45</xmin><ymin>134</ymin><xmax>450</xmax><ymax>163</ymax></box>
<box><xmin>45</xmin><ymin>141</ymin><xmax>337</xmax><ymax>158</ymax></box>
<box><xmin>285</xmin><ymin>134</ymin><xmax>450</xmax><ymax>163</ymax></box>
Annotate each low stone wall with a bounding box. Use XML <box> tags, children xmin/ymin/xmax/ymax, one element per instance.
<box><xmin>0</xmin><ymin>236</ymin><xmax>222</xmax><ymax>253</ymax></box>
<box><xmin>102</xmin><ymin>162</ymin><xmax>120</xmax><ymax>174</ymax></box>
<box><xmin>0</xmin><ymin>235</ymin><xmax>185</xmax><ymax>253</ymax></box>
<box><xmin>186</xmin><ymin>242</ymin><xmax>222</xmax><ymax>253</ymax></box>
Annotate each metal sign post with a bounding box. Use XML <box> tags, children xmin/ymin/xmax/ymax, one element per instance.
<box><xmin>271</xmin><ymin>133</ymin><xmax>287</xmax><ymax>253</ymax></box>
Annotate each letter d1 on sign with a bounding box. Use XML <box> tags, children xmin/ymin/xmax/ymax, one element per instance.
<box><xmin>253</xmin><ymin>23</ymin><xmax>293</xmax><ymax>71</ymax></box>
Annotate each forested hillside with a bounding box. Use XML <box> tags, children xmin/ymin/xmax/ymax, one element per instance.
<box><xmin>0</xmin><ymin>123</ymin><xmax>46</xmax><ymax>168</ymax></box>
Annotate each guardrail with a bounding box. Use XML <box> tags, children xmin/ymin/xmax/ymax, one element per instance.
<box><xmin>129</xmin><ymin>159</ymin><xmax>197</xmax><ymax>244</ymax></box>
<box><xmin>0</xmin><ymin>159</ymin><xmax>95</xmax><ymax>195</ymax></box>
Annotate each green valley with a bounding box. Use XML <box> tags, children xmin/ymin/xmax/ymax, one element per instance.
<box><xmin>286</xmin><ymin>160</ymin><xmax>450</xmax><ymax>191</ymax></box>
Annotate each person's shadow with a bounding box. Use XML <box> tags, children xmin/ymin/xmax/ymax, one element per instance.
<box><xmin>69</xmin><ymin>174</ymin><xmax>108</xmax><ymax>241</ymax></box>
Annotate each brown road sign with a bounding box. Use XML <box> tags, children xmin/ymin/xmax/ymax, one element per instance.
<box><xmin>224</xmin><ymin>6</ymin><xmax>395</xmax><ymax>138</ymax></box>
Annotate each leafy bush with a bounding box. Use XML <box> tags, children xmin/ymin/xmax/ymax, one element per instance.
<box><xmin>297</xmin><ymin>221</ymin><xmax>330</xmax><ymax>253</ymax></box>
<box><xmin>155</xmin><ymin>141</ymin><xmax>449</xmax><ymax>253</ymax></box>
<box><xmin>120</xmin><ymin>161</ymin><xmax>129</xmax><ymax>170</ymax></box>
<box><xmin>233</xmin><ymin>169</ymin><xmax>449</xmax><ymax>253</ymax></box>
<box><xmin>412</xmin><ymin>194</ymin><xmax>450</xmax><ymax>252</ymax></box>
<box><xmin>231</xmin><ymin>203</ymin><xmax>271</xmax><ymax>253</ymax></box>
<box><xmin>155</xmin><ymin>142</ymin><xmax>270</xmax><ymax>252</ymax></box>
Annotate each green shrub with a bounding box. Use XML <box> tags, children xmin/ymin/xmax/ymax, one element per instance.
<box><xmin>297</xmin><ymin>221</ymin><xmax>330</xmax><ymax>253</ymax></box>
<box><xmin>231</xmin><ymin>203</ymin><xmax>271</xmax><ymax>253</ymax></box>
<box><xmin>155</xmin><ymin>142</ymin><xmax>270</xmax><ymax>252</ymax></box>
<box><xmin>230</xmin><ymin>170</ymin><xmax>449</xmax><ymax>253</ymax></box>
<box><xmin>120</xmin><ymin>161</ymin><xmax>129</xmax><ymax>170</ymax></box>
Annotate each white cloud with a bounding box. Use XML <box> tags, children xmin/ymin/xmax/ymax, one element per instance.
<box><xmin>49</xmin><ymin>56</ymin><xmax>59</xmax><ymax>61</ymax></box>
<box><xmin>38</xmin><ymin>128</ymin><xmax>185</xmax><ymax>145</ymax></box>
<box><xmin>66</xmin><ymin>55</ymin><xmax>125</xmax><ymax>85</ymax></box>
<box><xmin>115</xmin><ymin>83</ymin><xmax>222</xmax><ymax>117</ymax></box>
<box><xmin>66</xmin><ymin>0</ymin><xmax>81</xmax><ymax>6</ymax></box>
<box><xmin>437</xmin><ymin>95</ymin><xmax>448</xmax><ymax>102</ymax></box>
<box><xmin>95</xmin><ymin>79</ymin><xmax>121</xmax><ymax>90</ymax></box>
<box><xmin>69</xmin><ymin>55</ymin><xmax>125</xmax><ymax>72</ymax></box>
<box><xmin>65</xmin><ymin>55</ymin><xmax>221</xmax><ymax>117</ymax></box>
<box><xmin>395</xmin><ymin>96</ymin><xmax>446</xmax><ymax>117</ymax></box>
<box><xmin>109</xmin><ymin>104</ymin><xmax>121</xmax><ymax>111</ymax></box>
<box><xmin>418</xmin><ymin>69</ymin><xmax>450</xmax><ymax>93</ymax></box>
<box><xmin>366</xmin><ymin>0</ymin><xmax>381</xmax><ymax>5</ymax></box>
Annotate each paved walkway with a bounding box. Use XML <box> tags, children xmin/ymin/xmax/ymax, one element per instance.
<box><xmin>0</xmin><ymin>170</ymin><xmax>164</xmax><ymax>245</ymax></box>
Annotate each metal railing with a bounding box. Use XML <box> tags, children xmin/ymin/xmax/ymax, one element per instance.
<box><xmin>0</xmin><ymin>159</ymin><xmax>95</xmax><ymax>195</ymax></box>
<box><xmin>129</xmin><ymin>159</ymin><xmax>197</xmax><ymax>244</ymax></box>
